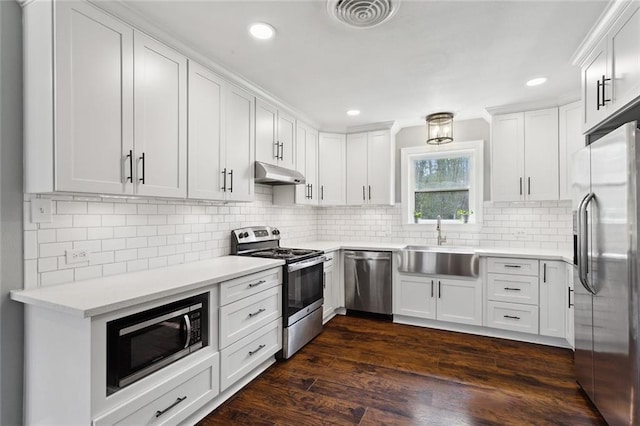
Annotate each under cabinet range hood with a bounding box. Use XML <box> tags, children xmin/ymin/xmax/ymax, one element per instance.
<box><xmin>254</xmin><ymin>161</ymin><xmax>306</xmax><ymax>185</ymax></box>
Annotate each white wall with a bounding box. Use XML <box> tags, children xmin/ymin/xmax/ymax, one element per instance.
<box><xmin>0</xmin><ymin>1</ymin><xmax>24</xmax><ymax>424</ymax></box>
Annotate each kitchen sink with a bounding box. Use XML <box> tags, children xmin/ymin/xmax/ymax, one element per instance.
<box><xmin>397</xmin><ymin>245</ymin><xmax>479</xmax><ymax>277</ymax></box>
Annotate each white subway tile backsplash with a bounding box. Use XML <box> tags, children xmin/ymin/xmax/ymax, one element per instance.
<box><xmin>41</xmin><ymin>269</ymin><xmax>74</xmax><ymax>287</ymax></box>
<box><xmin>73</xmin><ymin>215</ymin><xmax>102</xmax><ymax>227</ymax></box>
<box><xmin>56</xmin><ymin>201</ymin><xmax>87</xmax><ymax>214</ymax></box>
<box><xmin>39</xmin><ymin>242</ymin><xmax>72</xmax><ymax>257</ymax></box>
<box><xmin>56</xmin><ymin>228</ymin><xmax>87</xmax><ymax>242</ymax></box>
<box><xmin>75</xmin><ymin>265</ymin><xmax>103</xmax><ymax>281</ymax></box>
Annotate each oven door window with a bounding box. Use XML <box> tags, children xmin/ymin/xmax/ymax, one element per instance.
<box><xmin>287</xmin><ymin>262</ymin><xmax>323</xmax><ymax>319</ymax></box>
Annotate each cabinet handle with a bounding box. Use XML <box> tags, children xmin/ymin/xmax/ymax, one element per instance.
<box><xmin>504</xmin><ymin>264</ymin><xmax>522</xmax><ymax>269</ymax></box>
<box><xmin>249</xmin><ymin>344</ymin><xmax>266</xmax><ymax>356</ymax></box>
<box><xmin>280</xmin><ymin>142</ymin><xmax>284</xmax><ymax>160</ymax></box>
<box><xmin>438</xmin><ymin>281</ymin><xmax>441</xmax><ymax>299</ymax></box>
<box><xmin>155</xmin><ymin>396</ymin><xmax>187</xmax><ymax>418</ymax></box>
<box><xmin>601</xmin><ymin>75</ymin><xmax>611</xmax><ymax>106</ymax></box>
<box><xmin>274</xmin><ymin>141</ymin><xmax>279</xmax><ymax>160</ymax></box>
<box><xmin>221</xmin><ymin>168</ymin><xmax>227</xmax><ymax>191</ymax></box>
<box><xmin>321</xmin><ymin>185</ymin><xmax>324</xmax><ymax>201</ymax></box>
<box><xmin>249</xmin><ymin>279</ymin><xmax>266</xmax><ymax>288</ymax></box>
<box><xmin>596</xmin><ymin>78</ymin><xmax>602</xmax><ymax>110</ymax></box>
<box><xmin>503</xmin><ymin>315</ymin><xmax>520</xmax><ymax>320</ymax></box>
<box><xmin>362</xmin><ymin>185</ymin><xmax>366</xmax><ymax>201</ymax></box>
<box><xmin>310</xmin><ymin>184</ymin><xmax>313</xmax><ymax>200</ymax></box>
<box><xmin>229</xmin><ymin>169</ymin><xmax>234</xmax><ymax>193</ymax></box>
<box><xmin>248</xmin><ymin>308</ymin><xmax>266</xmax><ymax>318</ymax></box>
<box><xmin>139</xmin><ymin>152</ymin><xmax>146</xmax><ymax>184</ymax></box>
<box><xmin>368</xmin><ymin>185</ymin><xmax>371</xmax><ymax>200</ymax></box>
<box><xmin>126</xmin><ymin>150</ymin><xmax>133</xmax><ymax>183</ymax></box>
<box><xmin>543</xmin><ymin>263</ymin><xmax>547</xmax><ymax>283</ymax></box>
<box><xmin>527</xmin><ymin>177</ymin><xmax>531</xmax><ymax>195</ymax></box>
<box><xmin>504</xmin><ymin>287</ymin><xmax>521</xmax><ymax>291</ymax></box>
<box><xmin>431</xmin><ymin>280</ymin><xmax>434</xmax><ymax>298</ymax></box>
<box><xmin>568</xmin><ymin>288</ymin><xmax>574</xmax><ymax>308</ymax></box>
<box><xmin>519</xmin><ymin>177</ymin><xmax>523</xmax><ymax>195</ymax></box>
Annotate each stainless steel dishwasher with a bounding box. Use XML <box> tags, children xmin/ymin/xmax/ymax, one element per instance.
<box><xmin>344</xmin><ymin>250</ymin><xmax>392</xmax><ymax>315</ymax></box>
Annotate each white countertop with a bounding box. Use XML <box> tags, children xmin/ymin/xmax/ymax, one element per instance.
<box><xmin>11</xmin><ymin>256</ymin><xmax>284</xmax><ymax>318</ymax></box>
<box><xmin>291</xmin><ymin>240</ymin><xmax>572</xmax><ymax>263</ymax></box>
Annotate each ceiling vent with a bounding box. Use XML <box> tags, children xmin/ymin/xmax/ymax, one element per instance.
<box><xmin>327</xmin><ymin>0</ymin><xmax>399</xmax><ymax>29</ymax></box>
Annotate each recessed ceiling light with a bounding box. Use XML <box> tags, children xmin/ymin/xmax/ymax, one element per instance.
<box><xmin>249</xmin><ymin>23</ymin><xmax>275</xmax><ymax>40</ymax></box>
<box><xmin>347</xmin><ymin>110</ymin><xmax>360</xmax><ymax>116</ymax></box>
<box><xmin>526</xmin><ymin>77</ymin><xmax>547</xmax><ymax>87</ymax></box>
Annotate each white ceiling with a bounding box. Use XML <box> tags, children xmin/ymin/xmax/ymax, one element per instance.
<box><xmin>119</xmin><ymin>0</ymin><xmax>608</xmax><ymax>132</ymax></box>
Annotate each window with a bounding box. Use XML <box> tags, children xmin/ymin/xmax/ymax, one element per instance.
<box><xmin>401</xmin><ymin>140</ymin><xmax>484</xmax><ymax>225</ymax></box>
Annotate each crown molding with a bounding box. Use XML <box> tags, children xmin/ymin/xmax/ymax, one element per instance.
<box><xmin>485</xmin><ymin>95</ymin><xmax>580</xmax><ymax>116</ymax></box>
<box><xmin>346</xmin><ymin>121</ymin><xmax>396</xmax><ymax>134</ymax></box>
<box><xmin>571</xmin><ymin>0</ymin><xmax>632</xmax><ymax>67</ymax></box>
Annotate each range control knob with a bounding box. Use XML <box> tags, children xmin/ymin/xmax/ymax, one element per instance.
<box><xmin>243</xmin><ymin>232</ymin><xmax>250</xmax><ymax>238</ymax></box>
<box><xmin>272</xmin><ymin>228</ymin><xmax>280</xmax><ymax>235</ymax></box>
<box><xmin>237</xmin><ymin>232</ymin><xmax>244</xmax><ymax>239</ymax></box>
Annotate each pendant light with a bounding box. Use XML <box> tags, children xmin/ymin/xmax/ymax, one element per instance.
<box><xmin>426</xmin><ymin>112</ymin><xmax>454</xmax><ymax>145</ymax></box>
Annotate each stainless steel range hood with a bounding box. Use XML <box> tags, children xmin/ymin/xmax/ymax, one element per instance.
<box><xmin>254</xmin><ymin>161</ymin><xmax>306</xmax><ymax>185</ymax></box>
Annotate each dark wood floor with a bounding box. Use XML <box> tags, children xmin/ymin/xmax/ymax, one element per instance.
<box><xmin>198</xmin><ymin>315</ymin><xmax>606</xmax><ymax>425</ymax></box>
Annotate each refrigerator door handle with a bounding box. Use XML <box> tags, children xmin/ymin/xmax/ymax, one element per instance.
<box><xmin>578</xmin><ymin>192</ymin><xmax>597</xmax><ymax>295</ymax></box>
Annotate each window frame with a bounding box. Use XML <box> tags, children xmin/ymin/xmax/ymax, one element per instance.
<box><xmin>401</xmin><ymin>140</ymin><xmax>484</xmax><ymax>228</ymax></box>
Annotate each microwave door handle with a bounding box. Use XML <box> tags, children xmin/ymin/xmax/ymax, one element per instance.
<box><xmin>183</xmin><ymin>314</ymin><xmax>191</xmax><ymax>349</ymax></box>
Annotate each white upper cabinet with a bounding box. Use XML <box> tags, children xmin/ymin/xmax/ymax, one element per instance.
<box><xmin>24</xmin><ymin>1</ymin><xmax>188</xmax><ymax>198</ymax></box>
<box><xmin>345</xmin><ymin>130</ymin><xmax>395</xmax><ymax>205</ymax></box>
<box><xmin>318</xmin><ymin>132</ymin><xmax>346</xmax><ymax>205</ymax></box>
<box><xmin>558</xmin><ymin>101</ymin><xmax>584</xmax><ymax>200</ymax></box>
<box><xmin>32</xmin><ymin>1</ymin><xmax>134</xmax><ymax>195</ymax></box>
<box><xmin>134</xmin><ymin>33</ymin><xmax>187</xmax><ymax>198</ymax></box>
<box><xmin>255</xmin><ymin>99</ymin><xmax>296</xmax><ymax>170</ymax></box>
<box><xmin>188</xmin><ymin>63</ymin><xmax>254</xmax><ymax>202</ymax></box>
<box><xmin>579</xmin><ymin>2</ymin><xmax>640</xmax><ymax>133</ymax></box>
<box><xmin>491</xmin><ymin>108</ymin><xmax>559</xmax><ymax>202</ymax></box>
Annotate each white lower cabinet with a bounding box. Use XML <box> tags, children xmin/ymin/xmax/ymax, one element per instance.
<box><xmin>322</xmin><ymin>251</ymin><xmax>340</xmax><ymax>322</ymax></box>
<box><xmin>566</xmin><ymin>263</ymin><xmax>575</xmax><ymax>349</ymax></box>
<box><xmin>394</xmin><ymin>274</ymin><xmax>482</xmax><ymax>326</ymax></box>
<box><xmin>539</xmin><ymin>261</ymin><xmax>566</xmax><ymax>338</ymax></box>
<box><xmin>486</xmin><ymin>301</ymin><xmax>539</xmax><ymax>334</ymax></box>
<box><xmin>94</xmin><ymin>354</ymin><xmax>219</xmax><ymax>426</ymax></box>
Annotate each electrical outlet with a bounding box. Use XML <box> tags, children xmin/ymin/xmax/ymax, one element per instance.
<box><xmin>513</xmin><ymin>230</ymin><xmax>527</xmax><ymax>239</ymax></box>
<box><xmin>66</xmin><ymin>249</ymin><xmax>89</xmax><ymax>264</ymax></box>
<box><xmin>30</xmin><ymin>199</ymin><xmax>52</xmax><ymax>223</ymax></box>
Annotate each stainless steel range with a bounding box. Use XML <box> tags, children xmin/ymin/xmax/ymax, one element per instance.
<box><xmin>231</xmin><ymin>226</ymin><xmax>324</xmax><ymax>359</ymax></box>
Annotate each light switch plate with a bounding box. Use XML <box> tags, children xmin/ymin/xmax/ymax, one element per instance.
<box><xmin>30</xmin><ymin>199</ymin><xmax>52</xmax><ymax>223</ymax></box>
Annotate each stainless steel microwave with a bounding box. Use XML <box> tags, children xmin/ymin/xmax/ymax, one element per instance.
<box><xmin>106</xmin><ymin>293</ymin><xmax>208</xmax><ymax>394</ymax></box>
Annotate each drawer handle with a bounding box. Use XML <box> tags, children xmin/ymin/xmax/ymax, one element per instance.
<box><xmin>249</xmin><ymin>280</ymin><xmax>266</xmax><ymax>288</ymax></box>
<box><xmin>249</xmin><ymin>344</ymin><xmax>266</xmax><ymax>356</ymax></box>
<box><xmin>503</xmin><ymin>315</ymin><xmax>521</xmax><ymax>320</ymax></box>
<box><xmin>248</xmin><ymin>308</ymin><xmax>266</xmax><ymax>318</ymax></box>
<box><xmin>155</xmin><ymin>396</ymin><xmax>187</xmax><ymax>418</ymax></box>
<box><xmin>326</xmin><ymin>257</ymin><xmax>333</xmax><ymax>262</ymax></box>
<box><xmin>504</xmin><ymin>265</ymin><xmax>522</xmax><ymax>269</ymax></box>
<box><xmin>503</xmin><ymin>287</ymin><xmax>521</xmax><ymax>291</ymax></box>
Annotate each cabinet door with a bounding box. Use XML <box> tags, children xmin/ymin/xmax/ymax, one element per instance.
<box><xmin>436</xmin><ymin>278</ymin><xmax>482</xmax><ymax>326</ymax></box>
<box><xmin>609</xmin><ymin>3</ymin><xmax>640</xmax><ymax>112</ymax></box>
<box><xmin>539</xmin><ymin>261</ymin><xmax>566</xmax><ymax>338</ymax></box>
<box><xmin>394</xmin><ymin>275</ymin><xmax>436</xmax><ymax>319</ymax></box>
<box><xmin>558</xmin><ymin>102</ymin><xmax>584</xmax><ymax>200</ymax></box>
<box><xmin>491</xmin><ymin>113</ymin><xmax>524</xmax><ymax>201</ymax></box>
<box><xmin>323</xmin><ymin>265</ymin><xmax>336</xmax><ymax>321</ymax></box>
<box><xmin>318</xmin><ymin>133</ymin><xmax>346</xmax><ymax>205</ymax></box>
<box><xmin>367</xmin><ymin>130</ymin><xmax>394</xmax><ymax>205</ymax></box>
<box><xmin>524</xmin><ymin>108</ymin><xmax>559</xmax><ymax>201</ymax></box>
<box><xmin>134</xmin><ymin>33</ymin><xmax>187</xmax><ymax>198</ymax></box>
<box><xmin>225</xmin><ymin>84</ymin><xmax>255</xmax><ymax>202</ymax></box>
<box><xmin>187</xmin><ymin>62</ymin><xmax>225</xmax><ymax>200</ymax></box>
<box><xmin>55</xmin><ymin>2</ymin><xmax>134</xmax><ymax>195</ymax></box>
<box><xmin>294</xmin><ymin>123</ymin><xmax>309</xmax><ymax>204</ymax></box>
<box><xmin>566</xmin><ymin>264</ymin><xmax>575</xmax><ymax>348</ymax></box>
<box><xmin>277</xmin><ymin>111</ymin><xmax>296</xmax><ymax>170</ymax></box>
<box><xmin>582</xmin><ymin>37</ymin><xmax>609</xmax><ymax>132</ymax></box>
<box><xmin>345</xmin><ymin>132</ymin><xmax>368</xmax><ymax>205</ymax></box>
<box><xmin>255</xmin><ymin>99</ymin><xmax>278</xmax><ymax>165</ymax></box>
<box><xmin>306</xmin><ymin>128</ymin><xmax>319</xmax><ymax>205</ymax></box>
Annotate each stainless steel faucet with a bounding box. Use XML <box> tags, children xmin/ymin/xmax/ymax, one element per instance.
<box><xmin>436</xmin><ymin>215</ymin><xmax>447</xmax><ymax>246</ymax></box>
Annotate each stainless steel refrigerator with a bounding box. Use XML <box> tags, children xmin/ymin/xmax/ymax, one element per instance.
<box><xmin>572</xmin><ymin>121</ymin><xmax>639</xmax><ymax>426</ymax></box>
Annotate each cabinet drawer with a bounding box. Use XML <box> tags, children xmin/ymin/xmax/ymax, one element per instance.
<box><xmin>220</xmin><ymin>267</ymin><xmax>282</xmax><ymax>306</ymax></box>
<box><xmin>487</xmin><ymin>274</ymin><xmax>539</xmax><ymax>305</ymax></box>
<box><xmin>94</xmin><ymin>354</ymin><xmax>219</xmax><ymax>426</ymax></box>
<box><xmin>486</xmin><ymin>301</ymin><xmax>539</xmax><ymax>334</ymax></box>
<box><xmin>219</xmin><ymin>285</ymin><xmax>282</xmax><ymax>348</ymax></box>
<box><xmin>487</xmin><ymin>258</ymin><xmax>539</xmax><ymax>276</ymax></box>
<box><xmin>220</xmin><ymin>318</ymin><xmax>282</xmax><ymax>391</ymax></box>
<box><xmin>323</xmin><ymin>251</ymin><xmax>336</xmax><ymax>269</ymax></box>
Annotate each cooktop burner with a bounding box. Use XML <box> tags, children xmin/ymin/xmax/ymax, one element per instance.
<box><xmin>249</xmin><ymin>247</ymin><xmax>319</xmax><ymax>261</ymax></box>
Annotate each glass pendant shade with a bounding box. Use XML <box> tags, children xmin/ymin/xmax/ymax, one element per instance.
<box><xmin>426</xmin><ymin>112</ymin><xmax>454</xmax><ymax>145</ymax></box>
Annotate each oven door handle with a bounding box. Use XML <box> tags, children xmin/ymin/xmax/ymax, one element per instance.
<box><xmin>183</xmin><ymin>314</ymin><xmax>191</xmax><ymax>349</ymax></box>
<box><xmin>287</xmin><ymin>256</ymin><xmax>326</xmax><ymax>273</ymax></box>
